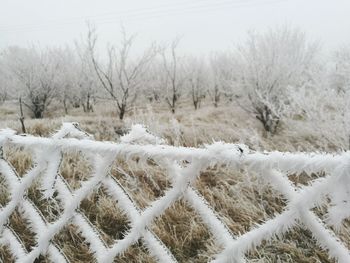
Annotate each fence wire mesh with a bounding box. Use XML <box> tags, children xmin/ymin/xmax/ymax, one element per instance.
<box><xmin>0</xmin><ymin>123</ymin><xmax>349</xmax><ymax>262</ymax></box>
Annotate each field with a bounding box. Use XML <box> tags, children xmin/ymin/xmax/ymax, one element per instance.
<box><xmin>0</xmin><ymin>99</ymin><xmax>347</xmax><ymax>263</ymax></box>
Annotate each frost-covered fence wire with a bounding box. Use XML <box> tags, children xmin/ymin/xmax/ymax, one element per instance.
<box><xmin>0</xmin><ymin>123</ymin><xmax>350</xmax><ymax>262</ymax></box>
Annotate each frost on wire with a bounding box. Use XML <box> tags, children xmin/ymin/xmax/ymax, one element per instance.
<box><xmin>0</xmin><ymin>123</ymin><xmax>349</xmax><ymax>262</ymax></box>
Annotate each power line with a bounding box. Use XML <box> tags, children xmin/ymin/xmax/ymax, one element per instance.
<box><xmin>0</xmin><ymin>0</ymin><xmax>256</xmax><ymax>31</ymax></box>
<box><xmin>0</xmin><ymin>0</ymin><xmax>288</xmax><ymax>34</ymax></box>
<box><xmin>0</xmin><ymin>0</ymin><xmax>248</xmax><ymax>29</ymax></box>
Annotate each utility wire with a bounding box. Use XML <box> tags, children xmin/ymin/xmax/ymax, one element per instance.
<box><xmin>0</xmin><ymin>0</ymin><xmax>252</xmax><ymax>29</ymax></box>
<box><xmin>0</xmin><ymin>0</ymin><xmax>288</xmax><ymax>34</ymax></box>
<box><xmin>0</xmin><ymin>0</ymin><xmax>261</xmax><ymax>31</ymax></box>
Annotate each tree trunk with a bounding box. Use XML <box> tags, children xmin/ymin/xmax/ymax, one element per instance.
<box><xmin>63</xmin><ymin>98</ymin><xmax>68</xmax><ymax>115</ymax></box>
<box><xmin>119</xmin><ymin>106</ymin><xmax>126</xmax><ymax>120</ymax></box>
<box><xmin>213</xmin><ymin>85</ymin><xmax>220</xmax><ymax>108</ymax></box>
<box><xmin>256</xmin><ymin>105</ymin><xmax>279</xmax><ymax>134</ymax></box>
<box><xmin>193</xmin><ymin>99</ymin><xmax>198</xmax><ymax>110</ymax></box>
<box><xmin>34</xmin><ymin>110</ymin><xmax>43</xmax><ymax>119</ymax></box>
<box><xmin>172</xmin><ymin>93</ymin><xmax>177</xmax><ymax>114</ymax></box>
<box><xmin>86</xmin><ymin>93</ymin><xmax>93</xmax><ymax>112</ymax></box>
<box><xmin>33</xmin><ymin>104</ymin><xmax>44</xmax><ymax>119</ymax></box>
<box><xmin>19</xmin><ymin>97</ymin><xmax>26</xmax><ymax>133</ymax></box>
<box><xmin>31</xmin><ymin>96</ymin><xmax>45</xmax><ymax>119</ymax></box>
<box><xmin>214</xmin><ymin>93</ymin><xmax>220</xmax><ymax>108</ymax></box>
<box><xmin>82</xmin><ymin>103</ymin><xmax>87</xmax><ymax>113</ymax></box>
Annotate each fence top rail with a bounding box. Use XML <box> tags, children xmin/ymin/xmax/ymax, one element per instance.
<box><xmin>0</xmin><ymin>128</ymin><xmax>349</xmax><ymax>174</ymax></box>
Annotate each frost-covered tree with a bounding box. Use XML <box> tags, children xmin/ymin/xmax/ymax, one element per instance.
<box><xmin>143</xmin><ymin>60</ymin><xmax>164</xmax><ymax>103</ymax></box>
<box><xmin>3</xmin><ymin>46</ymin><xmax>60</xmax><ymax>118</ymax></box>
<box><xmin>161</xmin><ymin>39</ymin><xmax>186</xmax><ymax>113</ymax></box>
<box><xmin>302</xmin><ymin>47</ymin><xmax>350</xmax><ymax>149</ymax></box>
<box><xmin>185</xmin><ymin>56</ymin><xmax>207</xmax><ymax>110</ymax></box>
<box><xmin>0</xmin><ymin>58</ymin><xmax>10</xmax><ymax>103</ymax></box>
<box><xmin>292</xmin><ymin>75</ymin><xmax>350</xmax><ymax>150</ymax></box>
<box><xmin>52</xmin><ymin>47</ymin><xmax>80</xmax><ymax>114</ymax></box>
<box><xmin>75</xmin><ymin>41</ymin><xmax>98</xmax><ymax>112</ymax></box>
<box><xmin>236</xmin><ymin>27</ymin><xmax>318</xmax><ymax>134</ymax></box>
<box><xmin>288</xmin><ymin>45</ymin><xmax>350</xmax><ymax>150</ymax></box>
<box><xmin>208</xmin><ymin>53</ymin><xmax>237</xmax><ymax>107</ymax></box>
<box><xmin>88</xmin><ymin>26</ymin><xmax>158</xmax><ymax>120</ymax></box>
<box><xmin>330</xmin><ymin>46</ymin><xmax>350</xmax><ymax>93</ymax></box>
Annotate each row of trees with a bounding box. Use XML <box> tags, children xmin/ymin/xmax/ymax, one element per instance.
<box><xmin>0</xmin><ymin>26</ymin><xmax>349</xmax><ymax>138</ymax></box>
<box><xmin>0</xmin><ymin>29</ymin><xmax>233</xmax><ymax>119</ymax></box>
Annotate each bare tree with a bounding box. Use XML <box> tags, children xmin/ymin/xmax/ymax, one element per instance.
<box><xmin>186</xmin><ymin>57</ymin><xmax>207</xmax><ymax>110</ymax></box>
<box><xmin>19</xmin><ymin>97</ymin><xmax>26</xmax><ymax>133</ymax></box>
<box><xmin>143</xmin><ymin>61</ymin><xmax>165</xmax><ymax>103</ymax></box>
<box><xmin>75</xmin><ymin>40</ymin><xmax>98</xmax><ymax>113</ymax></box>
<box><xmin>52</xmin><ymin>47</ymin><xmax>79</xmax><ymax>115</ymax></box>
<box><xmin>331</xmin><ymin>46</ymin><xmax>350</xmax><ymax>93</ymax></box>
<box><xmin>88</xmin><ymin>26</ymin><xmax>158</xmax><ymax>120</ymax></box>
<box><xmin>78</xmin><ymin>60</ymin><xmax>96</xmax><ymax>113</ymax></box>
<box><xmin>236</xmin><ymin>27</ymin><xmax>318</xmax><ymax>134</ymax></box>
<box><xmin>161</xmin><ymin>39</ymin><xmax>186</xmax><ymax>113</ymax></box>
<box><xmin>208</xmin><ymin>53</ymin><xmax>236</xmax><ymax>107</ymax></box>
<box><xmin>0</xmin><ymin>64</ymin><xmax>9</xmax><ymax>104</ymax></box>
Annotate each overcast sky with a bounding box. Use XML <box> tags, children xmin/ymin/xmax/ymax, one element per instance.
<box><xmin>0</xmin><ymin>0</ymin><xmax>349</xmax><ymax>54</ymax></box>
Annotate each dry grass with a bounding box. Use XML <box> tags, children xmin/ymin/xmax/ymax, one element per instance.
<box><xmin>0</xmin><ymin>101</ymin><xmax>348</xmax><ymax>262</ymax></box>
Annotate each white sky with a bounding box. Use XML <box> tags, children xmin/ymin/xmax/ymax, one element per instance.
<box><xmin>0</xmin><ymin>0</ymin><xmax>349</xmax><ymax>54</ymax></box>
